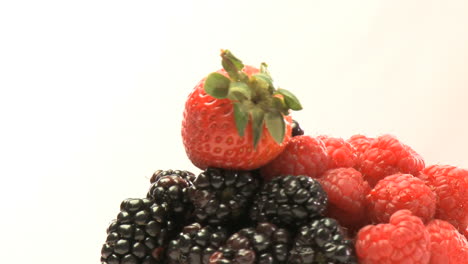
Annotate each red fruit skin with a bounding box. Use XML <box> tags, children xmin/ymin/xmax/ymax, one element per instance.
<box><xmin>318</xmin><ymin>168</ymin><xmax>371</xmax><ymax>231</ymax></box>
<box><xmin>426</xmin><ymin>219</ymin><xmax>468</xmax><ymax>264</ymax></box>
<box><xmin>418</xmin><ymin>165</ymin><xmax>468</xmax><ymax>236</ymax></box>
<box><xmin>182</xmin><ymin>66</ymin><xmax>292</xmax><ymax>170</ymax></box>
<box><xmin>367</xmin><ymin>173</ymin><xmax>436</xmax><ymax>224</ymax></box>
<box><xmin>347</xmin><ymin>134</ymin><xmax>374</xmax><ymax>155</ymax></box>
<box><xmin>356</xmin><ymin>210</ymin><xmax>431</xmax><ymax>264</ymax></box>
<box><xmin>317</xmin><ymin>135</ymin><xmax>358</xmax><ymax>169</ymax></box>
<box><xmin>260</xmin><ymin>135</ymin><xmax>329</xmax><ymax>180</ymax></box>
<box><xmin>356</xmin><ymin>134</ymin><xmax>425</xmax><ymax>186</ymax></box>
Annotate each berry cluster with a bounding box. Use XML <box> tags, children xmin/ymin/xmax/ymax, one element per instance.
<box><xmin>101</xmin><ymin>51</ymin><xmax>467</xmax><ymax>263</ymax></box>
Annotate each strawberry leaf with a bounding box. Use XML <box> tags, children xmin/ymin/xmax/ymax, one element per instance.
<box><xmin>265</xmin><ymin>112</ymin><xmax>285</xmax><ymax>144</ymax></box>
<box><xmin>276</xmin><ymin>88</ymin><xmax>303</xmax><ymax>110</ymax></box>
<box><xmin>251</xmin><ymin>109</ymin><xmax>265</xmax><ymax>148</ymax></box>
<box><xmin>204</xmin><ymin>72</ymin><xmax>231</xmax><ymax>99</ymax></box>
<box><xmin>221</xmin><ymin>49</ymin><xmax>244</xmax><ymax>80</ymax></box>
<box><xmin>233</xmin><ymin>103</ymin><xmax>248</xmax><ymax>137</ymax></box>
<box><xmin>229</xmin><ymin>81</ymin><xmax>251</xmax><ymax>101</ymax></box>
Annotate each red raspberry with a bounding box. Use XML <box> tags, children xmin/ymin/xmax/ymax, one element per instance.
<box><xmin>357</xmin><ymin>134</ymin><xmax>425</xmax><ymax>186</ymax></box>
<box><xmin>418</xmin><ymin>165</ymin><xmax>468</xmax><ymax>236</ymax></box>
<box><xmin>426</xmin><ymin>219</ymin><xmax>468</xmax><ymax>264</ymax></box>
<box><xmin>355</xmin><ymin>210</ymin><xmax>431</xmax><ymax>264</ymax></box>
<box><xmin>318</xmin><ymin>168</ymin><xmax>371</xmax><ymax>230</ymax></box>
<box><xmin>367</xmin><ymin>173</ymin><xmax>436</xmax><ymax>224</ymax></box>
<box><xmin>260</xmin><ymin>135</ymin><xmax>329</xmax><ymax>180</ymax></box>
<box><xmin>317</xmin><ymin>135</ymin><xmax>358</xmax><ymax>169</ymax></box>
<box><xmin>347</xmin><ymin>134</ymin><xmax>374</xmax><ymax>155</ymax></box>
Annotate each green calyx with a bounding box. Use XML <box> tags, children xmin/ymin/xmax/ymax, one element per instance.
<box><xmin>204</xmin><ymin>49</ymin><xmax>303</xmax><ymax>148</ymax></box>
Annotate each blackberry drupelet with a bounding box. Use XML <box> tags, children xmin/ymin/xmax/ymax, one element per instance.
<box><xmin>101</xmin><ymin>198</ymin><xmax>179</xmax><ymax>264</ymax></box>
<box><xmin>149</xmin><ymin>169</ymin><xmax>196</xmax><ymax>184</ymax></box>
<box><xmin>147</xmin><ymin>170</ymin><xmax>195</xmax><ymax>217</ymax></box>
<box><xmin>289</xmin><ymin>218</ymin><xmax>357</xmax><ymax>264</ymax></box>
<box><xmin>166</xmin><ymin>223</ymin><xmax>229</xmax><ymax>264</ymax></box>
<box><xmin>209</xmin><ymin>222</ymin><xmax>292</xmax><ymax>264</ymax></box>
<box><xmin>189</xmin><ymin>168</ymin><xmax>260</xmax><ymax>225</ymax></box>
<box><xmin>291</xmin><ymin>120</ymin><xmax>304</xmax><ymax>137</ymax></box>
<box><xmin>250</xmin><ymin>175</ymin><xmax>328</xmax><ymax>228</ymax></box>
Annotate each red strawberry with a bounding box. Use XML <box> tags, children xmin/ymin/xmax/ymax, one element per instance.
<box><xmin>355</xmin><ymin>210</ymin><xmax>431</xmax><ymax>264</ymax></box>
<box><xmin>182</xmin><ymin>50</ymin><xmax>302</xmax><ymax>170</ymax></box>
<box><xmin>260</xmin><ymin>135</ymin><xmax>329</xmax><ymax>180</ymax></box>
<box><xmin>418</xmin><ymin>165</ymin><xmax>468</xmax><ymax>236</ymax></box>
<box><xmin>426</xmin><ymin>219</ymin><xmax>468</xmax><ymax>264</ymax></box>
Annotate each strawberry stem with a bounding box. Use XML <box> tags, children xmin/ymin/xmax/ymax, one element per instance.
<box><xmin>204</xmin><ymin>50</ymin><xmax>302</xmax><ymax>148</ymax></box>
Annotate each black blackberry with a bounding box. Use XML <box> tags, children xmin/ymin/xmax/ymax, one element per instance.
<box><xmin>101</xmin><ymin>198</ymin><xmax>179</xmax><ymax>264</ymax></box>
<box><xmin>209</xmin><ymin>222</ymin><xmax>292</xmax><ymax>264</ymax></box>
<box><xmin>189</xmin><ymin>168</ymin><xmax>260</xmax><ymax>225</ymax></box>
<box><xmin>250</xmin><ymin>175</ymin><xmax>328</xmax><ymax>228</ymax></box>
<box><xmin>289</xmin><ymin>218</ymin><xmax>357</xmax><ymax>264</ymax></box>
<box><xmin>291</xmin><ymin>119</ymin><xmax>304</xmax><ymax>137</ymax></box>
<box><xmin>149</xmin><ymin>169</ymin><xmax>196</xmax><ymax>184</ymax></box>
<box><xmin>147</xmin><ymin>170</ymin><xmax>195</xmax><ymax>217</ymax></box>
<box><xmin>166</xmin><ymin>223</ymin><xmax>229</xmax><ymax>264</ymax></box>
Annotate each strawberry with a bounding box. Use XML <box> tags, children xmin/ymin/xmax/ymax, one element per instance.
<box><xmin>182</xmin><ymin>50</ymin><xmax>302</xmax><ymax>170</ymax></box>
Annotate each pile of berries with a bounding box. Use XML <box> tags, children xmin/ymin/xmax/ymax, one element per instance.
<box><xmin>101</xmin><ymin>51</ymin><xmax>467</xmax><ymax>263</ymax></box>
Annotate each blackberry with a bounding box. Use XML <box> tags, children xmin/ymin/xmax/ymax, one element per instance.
<box><xmin>147</xmin><ymin>170</ymin><xmax>195</xmax><ymax>217</ymax></box>
<box><xmin>149</xmin><ymin>169</ymin><xmax>196</xmax><ymax>184</ymax></box>
<box><xmin>289</xmin><ymin>218</ymin><xmax>357</xmax><ymax>264</ymax></box>
<box><xmin>189</xmin><ymin>168</ymin><xmax>260</xmax><ymax>225</ymax></box>
<box><xmin>250</xmin><ymin>175</ymin><xmax>328</xmax><ymax>228</ymax></box>
<box><xmin>166</xmin><ymin>223</ymin><xmax>229</xmax><ymax>264</ymax></box>
<box><xmin>101</xmin><ymin>198</ymin><xmax>179</xmax><ymax>264</ymax></box>
<box><xmin>209</xmin><ymin>222</ymin><xmax>292</xmax><ymax>264</ymax></box>
<box><xmin>291</xmin><ymin>120</ymin><xmax>304</xmax><ymax>137</ymax></box>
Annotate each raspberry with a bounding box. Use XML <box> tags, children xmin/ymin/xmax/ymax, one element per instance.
<box><xmin>355</xmin><ymin>210</ymin><xmax>431</xmax><ymax>264</ymax></box>
<box><xmin>317</xmin><ymin>135</ymin><xmax>358</xmax><ymax>169</ymax></box>
<box><xmin>418</xmin><ymin>165</ymin><xmax>468</xmax><ymax>236</ymax></box>
<box><xmin>260</xmin><ymin>136</ymin><xmax>329</xmax><ymax>180</ymax></box>
<box><xmin>356</xmin><ymin>134</ymin><xmax>425</xmax><ymax>186</ymax></box>
<box><xmin>367</xmin><ymin>173</ymin><xmax>436</xmax><ymax>224</ymax></box>
<box><xmin>318</xmin><ymin>168</ymin><xmax>370</xmax><ymax>230</ymax></box>
<box><xmin>426</xmin><ymin>219</ymin><xmax>468</xmax><ymax>264</ymax></box>
<box><xmin>347</xmin><ymin>134</ymin><xmax>373</xmax><ymax>157</ymax></box>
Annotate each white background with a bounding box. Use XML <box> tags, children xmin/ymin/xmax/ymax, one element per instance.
<box><xmin>1</xmin><ymin>1</ymin><xmax>468</xmax><ymax>263</ymax></box>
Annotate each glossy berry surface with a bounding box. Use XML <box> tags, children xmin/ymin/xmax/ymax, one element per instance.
<box><xmin>189</xmin><ymin>168</ymin><xmax>260</xmax><ymax>226</ymax></box>
<box><xmin>291</xmin><ymin>119</ymin><xmax>304</xmax><ymax>137</ymax></box>
<box><xmin>209</xmin><ymin>222</ymin><xmax>292</xmax><ymax>264</ymax></box>
<box><xmin>147</xmin><ymin>171</ymin><xmax>194</xmax><ymax>217</ymax></box>
<box><xmin>166</xmin><ymin>223</ymin><xmax>228</xmax><ymax>264</ymax></box>
<box><xmin>101</xmin><ymin>198</ymin><xmax>178</xmax><ymax>264</ymax></box>
<box><xmin>289</xmin><ymin>217</ymin><xmax>357</xmax><ymax>264</ymax></box>
<box><xmin>250</xmin><ymin>175</ymin><xmax>328</xmax><ymax>228</ymax></box>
